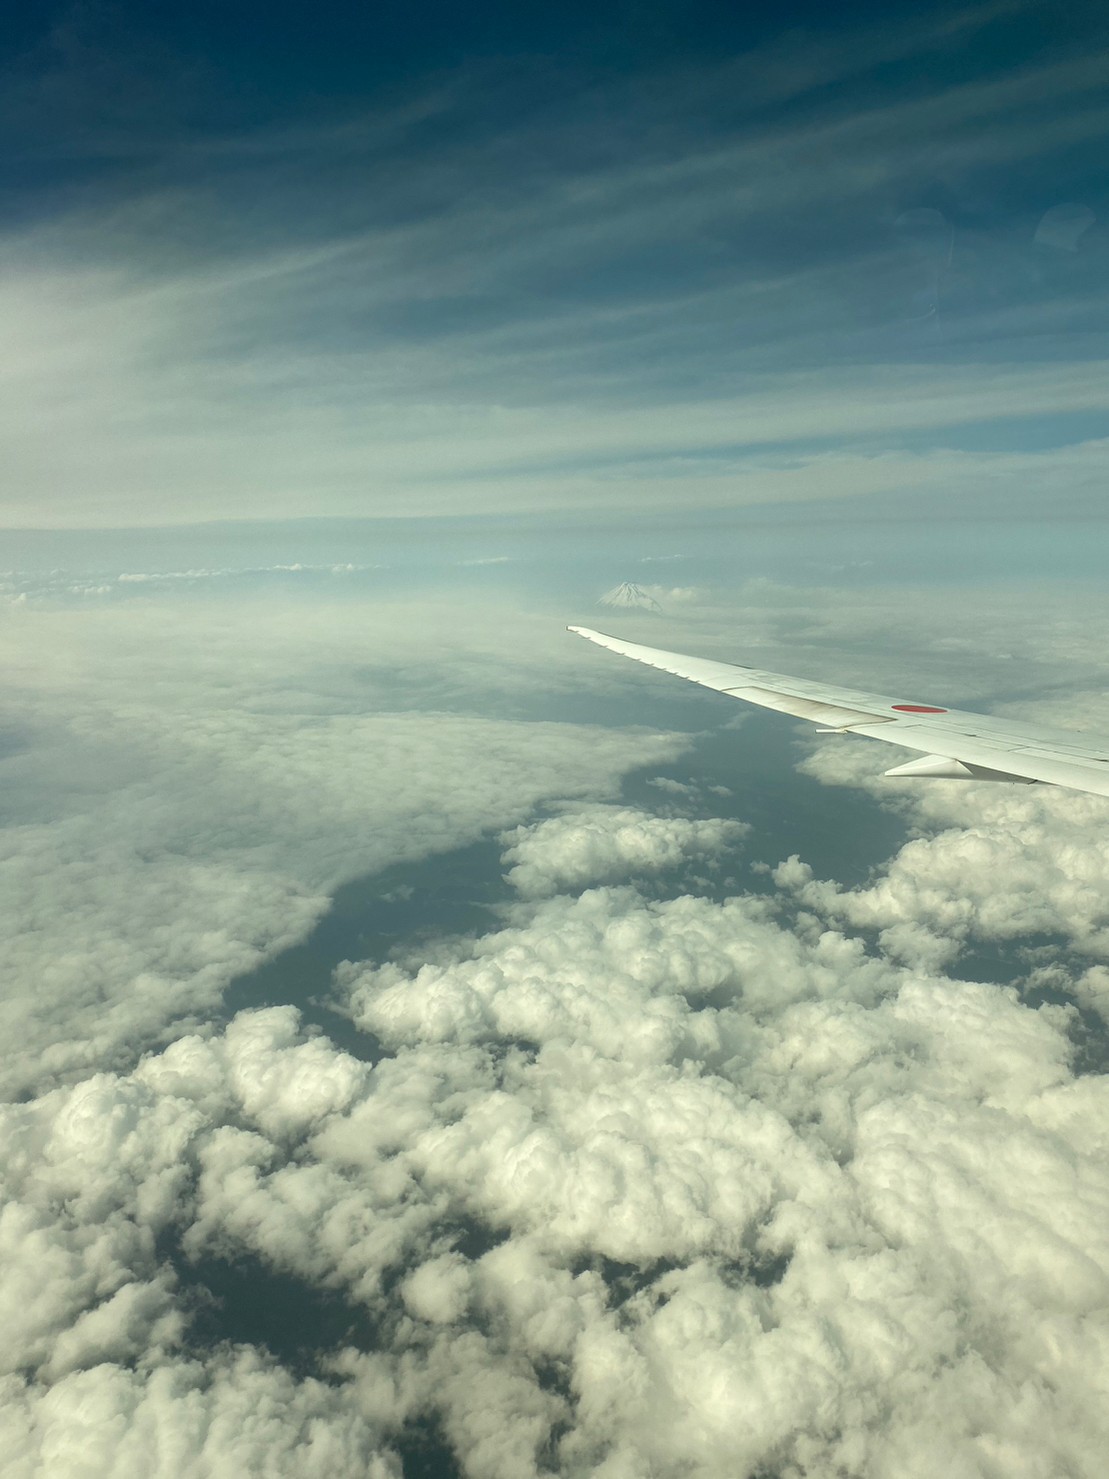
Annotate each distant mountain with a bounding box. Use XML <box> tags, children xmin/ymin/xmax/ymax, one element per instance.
<box><xmin>598</xmin><ymin>582</ymin><xmax>663</xmax><ymax>613</ymax></box>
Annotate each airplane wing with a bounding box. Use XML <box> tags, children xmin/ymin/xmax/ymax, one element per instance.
<box><xmin>568</xmin><ymin>625</ymin><xmax>1109</xmax><ymax>799</ymax></box>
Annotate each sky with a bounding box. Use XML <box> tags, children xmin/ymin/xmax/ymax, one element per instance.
<box><xmin>2</xmin><ymin>0</ymin><xmax>1108</xmax><ymax>529</ymax></box>
<box><xmin>4</xmin><ymin>3</ymin><xmax>1109</xmax><ymax>1478</ymax></box>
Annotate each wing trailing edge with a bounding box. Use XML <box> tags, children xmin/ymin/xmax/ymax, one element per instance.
<box><xmin>568</xmin><ymin>625</ymin><xmax>1109</xmax><ymax>799</ymax></box>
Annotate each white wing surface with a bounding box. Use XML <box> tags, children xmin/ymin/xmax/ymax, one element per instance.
<box><xmin>568</xmin><ymin>625</ymin><xmax>1109</xmax><ymax>799</ymax></box>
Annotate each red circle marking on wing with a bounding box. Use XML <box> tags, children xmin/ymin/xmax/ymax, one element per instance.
<box><xmin>891</xmin><ymin>704</ymin><xmax>948</xmax><ymax>713</ymax></box>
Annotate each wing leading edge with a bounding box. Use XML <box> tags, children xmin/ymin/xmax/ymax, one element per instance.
<box><xmin>568</xmin><ymin>625</ymin><xmax>1109</xmax><ymax>800</ymax></box>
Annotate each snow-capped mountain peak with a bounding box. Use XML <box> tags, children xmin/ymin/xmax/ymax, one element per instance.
<box><xmin>598</xmin><ymin>582</ymin><xmax>663</xmax><ymax>613</ymax></box>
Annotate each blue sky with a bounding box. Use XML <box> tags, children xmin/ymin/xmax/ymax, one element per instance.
<box><xmin>2</xmin><ymin>0</ymin><xmax>1107</xmax><ymax>529</ymax></box>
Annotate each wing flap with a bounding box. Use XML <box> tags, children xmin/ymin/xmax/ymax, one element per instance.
<box><xmin>721</xmin><ymin>685</ymin><xmax>897</xmax><ymax>729</ymax></box>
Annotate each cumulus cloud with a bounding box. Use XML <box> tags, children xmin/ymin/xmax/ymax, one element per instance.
<box><xmin>793</xmin><ymin>736</ymin><xmax>1109</xmax><ymax>968</ymax></box>
<box><xmin>0</xmin><ymin>1351</ymin><xmax>401</xmax><ymax>1479</ymax></box>
<box><xmin>0</xmin><ymin>593</ymin><xmax>686</xmax><ymax>1097</ymax></box>
<box><xmin>341</xmin><ymin>876</ymin><xmax>1109</xmax><ymax>1475</ymax></box>
<box><xmin>116</xmin><ymin>870</ymin><xmax>1095</xmax><ymax>1476</ymax></box>
<box><xmin>499</xmin><ymin>805</ymin><xmax>747</xmax><ymax>897</ymax></box>
<box><xmin>7</xmin><ymin>558</ymin><xmax>1109</xmax><ymax>1475</ymax></box>
<box><xmin>401</xmin><ymin>1255</ymin><xmax>471</xmax><ymax>1325</ymax></box>
<box><xmin>5</xmin><ymin>782</ymin><xmax>1109</xmax><ymax>1477</ymax></box>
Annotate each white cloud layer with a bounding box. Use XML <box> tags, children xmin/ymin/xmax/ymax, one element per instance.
<box><xmin>1</xmin><ymin>1351</ymin><xmax>401</xmax><ymax>1479</ymax></box>
<box><xmin>499</xmin><ymin>804</ymin><xmax>747</xmax><ymax>897</ymax></box>
<box><xmin>329</xmin><ymin>874</ymin><xmax>1109</xmax><ymax>1476</ymax></box>
<box><xmin>793</xmin><ymin>736</ymin><xmax>1109</xmax><ymax>969</ymax></box>
<box><xmin>0</xmin><ymin>594</ymin><xmax>685</xmax><ymax>1097</ymax></box>
<box><xmin>5</xmin><ymin>854</ymin><xmax>1108</xmax><ymax>1475</ymax></box>
<box><xmin>6</xmin><ymin>576</ymin><xmax>1109</xmax><ymax>1474</ymax></box>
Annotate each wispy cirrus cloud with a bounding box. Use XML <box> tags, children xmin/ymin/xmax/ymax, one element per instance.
<box><xmin>2</xmin><ymin>1</ymin><xmax>1106</xmax><ymax>527</ymax></box>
